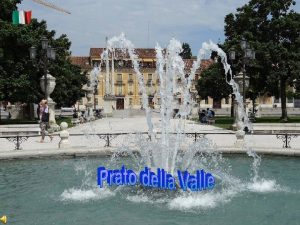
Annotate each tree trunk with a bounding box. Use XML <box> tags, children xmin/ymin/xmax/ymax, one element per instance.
<box><xmin>280</xmin><ymin>77</ymin><xmax>288</xmax><ymax>122</ymax></box>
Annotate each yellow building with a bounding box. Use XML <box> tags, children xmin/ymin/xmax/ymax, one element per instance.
<box><xmin>71</xmin><ymin>48</ymin><xmax>212</xmax><ymax>111</ymax></box>
<box><xmin>91</xmin><ymin>48</ymin><xmax>160</xmax><ymax>109</ymax></box>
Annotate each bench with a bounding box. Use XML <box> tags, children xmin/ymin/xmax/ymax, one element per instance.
<box><xmin>207</xmin><ymin>119</ymin><xmax>215</xmax><ymax>125</ymax></box>
<box><xmin>59</xmin><ymin>112</ymin><xmax>74</xmax><ymax>117</ymax></box>
<box><xmin>55</xmin><ymin>108</ymin><xmax>75</xmax><ymax>118</ymax></box>
<box><xmin>71</xmin><ymin>118</ymin><xmax>80</xmax><ymax>126</ymax></box>
<box><xmin>0</xmin><ymin>124</ymin><xmax>41</xmax><ymax>136</ymax></box>
<box><xmin>0</xmin><ymin>110</ymin><xmax>10</xmax><ymax>119</ymax></box>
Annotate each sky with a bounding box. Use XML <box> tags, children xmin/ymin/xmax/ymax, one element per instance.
<box><xmin>18</xmin><ymin>0</ymin><xmax>300</xmax><ymax>56</ymax></box>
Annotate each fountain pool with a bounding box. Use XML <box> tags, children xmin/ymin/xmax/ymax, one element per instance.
<box><xmin>1</xmin><ymin>34</ymin><xmax>299</xmax><ymax>225</ymax></box>
<box><xmin>0</xmin><ymin>156</ymin><xmax>299</xmax><ymax>225</ymax></box>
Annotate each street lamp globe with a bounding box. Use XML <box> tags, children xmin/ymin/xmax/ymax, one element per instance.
<box><xmin>50</xmin><ymin>48</ymin><xmax>56</xmax><ymax>60</ymax></box>
<box><xmin>251</xmin><ymin>49</ymin><xmax>255</xmax><ymax>59</ymax></box>
<box><xmin>229</xmin><ymin>50</ymin><xmax>236</xmax><ymax>60</ymax></box>
<box><xmin>29</xmin><ymin>46</ymin><xmax>37</xmax><ymax>59</ymax></box>
<box><xmin>47</xmin><ymin>46</ymin><xmax>56</xmax><ymax>60</ymax></box>
<box><xmin>245</xmin><ymin>48</ymin><xmax>252</xmax><ymax>59</ymax></box>
<box><xmin>241</xmin><ymin>38</ymin><xmax>247</xmax><ymax>50</ymax></box>
<box><xmin>41</xmin><ymin>36</ymin><xmax>48</xmax><ymax>50</ymax></box>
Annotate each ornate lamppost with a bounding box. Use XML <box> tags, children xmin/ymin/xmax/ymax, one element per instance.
<box><xmin>229</xmin><ymin>39</ymin><xmax>255</xmax><ymax>147</ymax></box>
<box><xmin>29</xmin><ymin>37</ymin><xmax>56</xmax><ymax>99</ymax></box>
<box><xmin>29</xmin><ymin>37</ymin><xmax>59</xmax><ymax>131</ymax></box>
<box><xmin>229</xmin><ymin>38</ymin><xmax>255</xmax><ymax>124</ymax></box>
<box><xmin>229</xmin><ymin>38</ymin><xmax>255</xmax><ymax>106</ymax></box>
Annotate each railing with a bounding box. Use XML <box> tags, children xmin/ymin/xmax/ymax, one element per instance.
<box><xmin>276</xmin><ymin>133</ymin><xmax>299</xmax><ymax>148</ymax></box>
<box><xmin>1</xmin><ymin>132</ymin><xmax>299</xmax><ymax>150</ymax></box>
<box><xmin>4</xmin><ymin>135</ymin><xmax>29</xmax><ymax>150</ymax></box>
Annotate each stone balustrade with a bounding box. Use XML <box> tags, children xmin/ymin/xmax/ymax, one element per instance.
<box><xmin>252</xmin><ymin>123</ymin><xmax>300</xmax><ymax>134</ymax></box>
<box><xmin>0</xmin><ymin>124</ymin><xmax>41</xmax><ymax>136</ymax></box>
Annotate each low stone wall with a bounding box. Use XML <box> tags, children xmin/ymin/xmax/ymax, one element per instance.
<box><xmin>194</xmin><ymin>107</ymin><xmax>300</xmax><ymax>117</ymax></box>
<box><xmin>213</xmin><ymin>108</ymin><xmax>231</xmax><ymax>117</ymax></box>
<box><xmin>0</xmin><ymin>124</ymin><xmax>40</xmax><ymax>136</ymax></box>
<box><xmin>252</xmin><ymin>123</ymin><xmax>300</xmax><ymax>133</ymax></box>
<box><xmin>256</xmin><ymin>108</ymin><xmax>300</xmax><ymax>117</ymax></box>
<box><xmin>0</xmin><ymin>146</ymin><xmax>299</xmax><ymax>161</ymax></box>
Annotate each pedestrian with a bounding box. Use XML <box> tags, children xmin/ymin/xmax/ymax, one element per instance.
<box><xmin>39</xmin><ymin>99</ymin><xmax>53</xmax><ymax>143</ymax></box>
<box><xmin>198</xmin><ymin>107</ymin><xmax>202</xmax><ymax>122</ymax></box>
<box><xmin>207</xmin><ymin>108</ymin><xmax>213</xmax><ymax>119</ymax></box>
<box><xmin>200</xmin><ymin>110</ymin><xmax>207</xmax><ymax>123</ymax></box>
<box><xmin>211</xmin><ymin>109</ymin><xmax>215</xmax><ymax>117</ymax></box>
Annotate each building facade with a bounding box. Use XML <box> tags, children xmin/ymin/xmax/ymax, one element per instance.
<box><xmin>71</xmin><ymin>48</ymin><xmax>213</xmax><ymax>111</ymax></box>
<box><xmin>70</xmin><ymin>48</ymin><xmax>299</xmax><ymax>113</ymax></box>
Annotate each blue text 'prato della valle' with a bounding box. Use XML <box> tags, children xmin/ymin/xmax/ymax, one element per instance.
<box><xmin>97</xmin><ymin>166</ymin><xmax>215</xmax><ymax>191</ymax></box>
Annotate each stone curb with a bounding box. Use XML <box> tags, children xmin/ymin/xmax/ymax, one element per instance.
<box><xmin>0</xmin><ymin>147</ymin><xmax>114</xmax><ymax>160</ymax></box>
<box><xmin>0</xmin><ymin>146</ymin><xmax>299</xmax><ymax>161</ymax></box>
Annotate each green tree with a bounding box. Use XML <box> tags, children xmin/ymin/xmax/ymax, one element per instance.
<box><xmin>197</xmin><ymin>62</ymin><xmax>232</xmax><ymax>107</ymax></box>
<box><xmin>179</xmin><ymin>42</ymin><xmax>192</xmax><ymax>59</ymax></box>
<box><xmin>224</xmin><ymin>0</ymin><xmax>300</xmax><ymax>121</ymax></box>
<box><xmin>0</xmin><ymin>0</ymin><xmax>21</xmax><ymax>21</ymax></box>
<box><xmin>0</xmin><ymin>1</ymin><xmax>87</xmax><ymax>110</ymax></box>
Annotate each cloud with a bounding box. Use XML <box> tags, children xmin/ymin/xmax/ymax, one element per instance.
<box><xmin>19</xmin><ymin>0</ymin><xmax>299</xmax><ymax>55</ymax></box>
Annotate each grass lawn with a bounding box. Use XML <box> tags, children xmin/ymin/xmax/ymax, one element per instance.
<box><xmin>255</xmin><ymin>117</ymin><xmax>300</xmax><ymax>123</ymax></box>
<box><xmin>213</xmin><ymin>117</ymin><xmax>235</xmax><ymax>130</ymax></box>
<box><xmin>216</xmin><ymin>116</ymin><xmax>300</xmax><ymax>130</ymax></box>
<box><xmin>190</xmin><ymin>117</ymin><xmax>234</xmax><ymax>130</ymax></box>
<box><xmin>191</xmin><ymin>116</ymin><xmax>300</xmax><ymax>130</ymax></box>
<box><xmin>54</xmin><ymin>117</ymin><xmax>74</xmax><ymax>128</ymax></box>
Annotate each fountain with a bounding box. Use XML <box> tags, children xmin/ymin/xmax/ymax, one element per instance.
<box><xmin>97</xmin><ymin>33</ymin><xmax>252</xmax><ymax>176</ymax></box>
<box><xmin>0</xmin><ymin>34</ymin><xmax>299</xmax><ymax>225</ymax></box>
<box><xmin>90</xmin><ymin>34</ymin><xmax>288</xmax><ymax>203</ymax></box>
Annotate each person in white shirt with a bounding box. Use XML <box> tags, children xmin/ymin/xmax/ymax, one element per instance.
<box><xmin>39</xmin><ymin>99</ymin><xmax>53</xmax><ymax>143</ymax></box>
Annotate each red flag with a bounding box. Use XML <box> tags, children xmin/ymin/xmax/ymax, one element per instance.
<box><xmin>25</xmin><ymin>11</ymin><xmax>32</xmax><ymax>24</ymax></box>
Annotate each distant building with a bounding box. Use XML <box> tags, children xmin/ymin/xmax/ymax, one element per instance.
<box><xmin>70</xmin><ymin>48</ymin><xmax>214</xmax><ymax>111</ymax></box>
<box><xmin>70</xmin><ymin>48</ymin><xmax>299</xmax><ymax>112</ymax></box>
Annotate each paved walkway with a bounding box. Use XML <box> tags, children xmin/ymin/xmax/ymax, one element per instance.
<box><xmin>0</xmin><ymin>116</ymin><xmax>299</xmax><ymax>158</ymax></box>
<box><xmin>68</xmin><ymin>117</ymin><xmax>229</xmax><ymax>134</ymax></box>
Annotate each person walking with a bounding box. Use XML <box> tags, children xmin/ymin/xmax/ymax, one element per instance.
<box><xmin>39</xmin><ymin>99</ymin><xmax>53</xmax><ymax>143</ymax></box>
